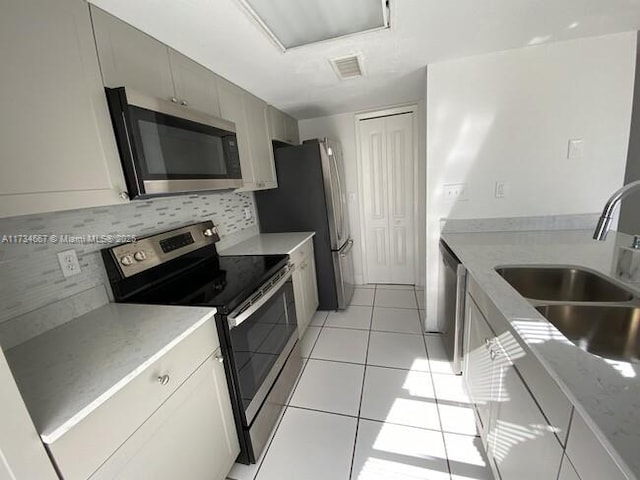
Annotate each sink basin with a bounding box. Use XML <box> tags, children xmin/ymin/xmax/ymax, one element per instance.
<box><xmin>535</xmin><ymin>305</ymin><xmax>640</xmax><ymax>363</ymax></box>
<box><xmin>496</xmin><ymin>266</ymin><xmax>634</xmax><ymax>302</ymax></box>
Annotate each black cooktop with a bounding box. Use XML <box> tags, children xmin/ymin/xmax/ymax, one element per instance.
<box><xmin>120</xmin><ymin>252</ymin><xmax>289</xmax><ymax>314</ymax></box>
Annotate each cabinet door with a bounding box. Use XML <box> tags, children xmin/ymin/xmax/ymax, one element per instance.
<box><xmin>0</xmin><ymin>0</ymin><xmax>128</xmax><ymax>218</ymax></box>
<box><xmin>269</xmin><ymin>106</ymin><xmax>286</xmax><ymax>142</ymax></box>
<box><xmin>217</xmin><ymin>78</ymin><xmax>255</xmax><ymax>188</ymax></box>
<box><xmin>292</xmin><ymin>267</ymin><xmax>307</xmax><ymax>338</ymax></box>
<box><xmin>285</xmin><ymin>113</ymin><xmax>300</xmax><ymax>145</ymax></box>
<box><xmin>91</xmin><ymin>6</ymin><xmax>175</xmax><ymax>101</ymax></box>
<box><xmin>168</xmin><ymin>49</ymin><xmax>221</xmax><ymax>118</ymax></box>
<box><xmin>91</xmin><ymin>354</ymin><xmax>239</xmax><ymax>480</ymax></box>
<box><xmin>244</xmin><ymin>94</ymin><xmax>277</xmax><ymax>189</ymax></box>
<box><xmin>463</xmin><ymin>298</ymin><xmax>495</xmax><ymax>438</ymax></box>
<box><xmin>488</xmin><ymin>332</ymin><xmax>563</xmax><ymax>480</ymax></box>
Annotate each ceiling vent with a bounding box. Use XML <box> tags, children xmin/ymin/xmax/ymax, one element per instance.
<box><xmin>330</xmin><ymin>54</ymin><xmax>364</xmax><ymax>80</ymax></box>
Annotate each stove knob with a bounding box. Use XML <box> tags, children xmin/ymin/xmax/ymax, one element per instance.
<box><xmin>120</xmin><ymin>255</ymin><xmax>134</xmax><ymax>266</ymax></box>
<box><xmin>133</xmin><ymin>251</ymin><xmax>147</xmax><ymax>261</ymax></box>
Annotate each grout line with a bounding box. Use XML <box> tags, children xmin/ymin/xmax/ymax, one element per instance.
<box><xmin>421</xmin><ymin>331</ymin><xmax>454</xmax><ymax>478</ymax></box>
<box><xmin>348</xmin><ymin>286</ymin><xmax>377</xmax><ymax>480</ymax></box>
<box><xmin>287</xmin><ymin>404</ymin><xmax>360</xmax><ymax>420</ymax></box>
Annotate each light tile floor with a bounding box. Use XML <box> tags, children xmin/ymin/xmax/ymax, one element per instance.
<box><xmin>227</xmin><ymin>284</ymin><xmax>494</xmax><ymax>480</ymax></box>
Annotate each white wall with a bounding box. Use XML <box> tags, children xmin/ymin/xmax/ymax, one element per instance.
<box><xmin>300</xmin><ymin>103</ymin><xmax>427</xmax><ymax>287</ymax></box>
<box><xmin>426</xmin><ymin>32</ymin><xmax>637</xmax><ymax>330</ymax></box>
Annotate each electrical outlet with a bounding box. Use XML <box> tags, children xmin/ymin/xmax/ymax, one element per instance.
<box><xmin>244</xmin><ymin>207</ymin><xmax>252</xmax><ymax>220</ymax></box>
<box><xmin>57</xmin><ymin>249</ymin><xmax>81</xmax><ymax>278</ymax></box>
<box><xmin>443</xmin><ymin>183</ymin><xmax>467</xmax><ymax>201</ymax></box>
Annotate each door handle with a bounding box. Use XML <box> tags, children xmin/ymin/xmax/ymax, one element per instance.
<box><xmin>340</xmin><ymin>239</ymin><xmax>354</xmax><ymax>258</ymax></box>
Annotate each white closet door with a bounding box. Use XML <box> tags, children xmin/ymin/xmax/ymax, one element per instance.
<box><xmin>360</xmin><ymin>113</ymin><xmax>415</xmax><ymax>284</ymax></box>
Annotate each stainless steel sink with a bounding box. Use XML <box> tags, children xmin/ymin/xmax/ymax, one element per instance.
<box><xmin>496</xmin><ymin>266</ymin><xmax>634</xmax><ymax>303</ymax></box>
<box><xmin>535</xmin><ymin>305</ymin><xmax>640</xmax><ymax>363</ymax></box>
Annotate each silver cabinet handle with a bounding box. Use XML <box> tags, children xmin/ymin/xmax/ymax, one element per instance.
<box><xmin>119</xmin><ymin>191</ymin><xmax>129</xmax><ymax>200</ymax></box>
<box><xmin>484</xmin><ymin>338</ymin><xmax>492</xmax><ymax>350</ymax></box>
<box><xmin>170</xmin><ymin>97</ymin><xmax>178</xmax><ymax>103</ymax></box>
<box><xmin>215</xmin><ymin>354</ymin><xmax>224</xmax><ymax>364</ymax></box>
<box><xmin>181</xmin><ymin>100</ymin><xmax>188</xmax><ymax>106</ymax></box>
<box><xmin>157</xmin><ymin>375</ymin><xmax>170</xmax><ymax>385</ymax></box>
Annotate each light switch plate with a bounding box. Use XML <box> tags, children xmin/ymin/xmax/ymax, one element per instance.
<box><xmin>57</xmin><ymin>249</ymin><xmax>81</xmax><ymax>278</ymax></box>
<box><xmin>567</xmin><ymin>138</ymin><xmax>584</xmax><ymax>159</ymax></box>
<box><xmin>495</xmin><ymin>181</ymin><xmax>507</xmax><ymax>198</ymax></box>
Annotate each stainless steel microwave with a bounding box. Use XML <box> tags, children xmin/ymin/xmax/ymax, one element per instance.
<box><xmin>105</xmin><ymin>87</ymin><xmax>243</xmax><ymax>199</ymax></box>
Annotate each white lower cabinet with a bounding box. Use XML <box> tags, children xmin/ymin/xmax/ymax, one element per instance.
<box><xmin>290</xmin><ymin>238</ymin><xmax>319</xmax><ymax>337</ymax></box>
<box><xmin>90</xmin><ymin>353</ymin><xmax>239</xmax><ymax>480</ymax></box>
<box><xmin>463</xmin><ymin>299</ymin><xmax>495</xmax><ymax>439</ymax></box>
<box><xmin>47</xmin><ymin>320</ymin><xmax>238</xmax><ymax>480</ymax></box>
<box><xmin>464</xmin><ymin>292</ymin><xmax>563</xmax><ymax>480</ymax></box>
<box><xmin>487</xmin><ymin>337</ymin><xmax>563</xmax><ymax>480</ymax></box>
<box><xmin>565</xmin><ymin>411</ymin><xmax>627</xmax><ymax>480</ymax></box>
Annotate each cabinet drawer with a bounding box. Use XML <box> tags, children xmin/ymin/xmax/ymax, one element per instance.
<box><xmin>47</xmin><ymin>318</ymin><xmax>218</xmax><ymax>480</ymax></box>
<box><xmin>566</xmin><ymin>412</ymin><xmax>628</xmax><ymax>480</ymax></box>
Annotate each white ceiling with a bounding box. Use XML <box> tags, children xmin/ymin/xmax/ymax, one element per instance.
<box><xmin>89</xmin><ymin>0</ymin><xmax>640</xmax><ymax>119</ymax></box>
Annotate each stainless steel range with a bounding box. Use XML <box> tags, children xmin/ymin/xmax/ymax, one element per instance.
<box><xmin>102</xmin><ymin>221</ymin><xmax>303</xmax><ymax>464</ymax></box>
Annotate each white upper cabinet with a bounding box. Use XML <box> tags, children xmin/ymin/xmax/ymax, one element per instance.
<box><xmin>92</xmin><ymin>7</ymin><xmax>221</xmax><ymax>118</ymax></box>
<box><xmin>217</xmin><ymin>78</ymin><xmax>277</xmax><ymax>191</ymax></box>
<box><xmin>0</xmin><ymin>0</ymin><xmax>128</xmax><ymax>218</ymax></box>
<box><xmin>245</xmin><ymin>94</ymin><xmax>277</xmax><ymax>189</ymax></box>
<box><xmin>269</xmin><ymin>106</ymin><xmax>300</xmax><ymax>145</ymax></box>
<box><xmin>91</xmin><ymin>6</ymin><xmax>175</xmax><ymax>101</ymax></box>
<box><xmin>168</xmin><ymin>49</ymin><xmax>221</xmax><ymax>118</ymax></box>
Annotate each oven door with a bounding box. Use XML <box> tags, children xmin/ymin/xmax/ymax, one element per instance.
<box><xmin>105</xmin><ymin>87</ymin><xmax>244</xmax><ymax>198</ymax></box>
<box><xmin>226</xmin><ymin>271</ymin><xmax>298</xmax><ymax>425</ymax></box>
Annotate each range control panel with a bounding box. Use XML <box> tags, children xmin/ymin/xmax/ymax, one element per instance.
<box><xmin>108</xmin><ymin>221</ymin><xmax>220</xmax><ymax>278</ymax></box>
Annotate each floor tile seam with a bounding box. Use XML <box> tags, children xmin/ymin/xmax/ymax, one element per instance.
<box><xmin>422</xmin><ymin>333</ymin><xmax>453</xmax><ymax>477</ymax></box>
<box><xmin>322</xmin><ymin>324</ymin><xmax>370</xmax><ymax>332</ymax></box>
<box><xmin>286</xmin><ymin>404</ymin><xmax>359</xmax><ymax>420</ymax></box>
<box><xmin>356</xmin><ymin>415</ymin><xmax>447</xmax><ymax>436</ymax></box>
<box><xmin>320</xmin><ymin>324</ymin><xmax>372</xmax><ymax>333</ymax></box>
<box><xmin>369</xmin><ymin>328</ymin><xmax>425</xmax><ymax>337</ymax></box>
<box><xmin>369</xmin><ymin>327</ymin><xmax>423</xmax><ymax>336</ymax></box>
<box><xmin>308</xmin><ymin>356</ymin><xmax>366</xmax><ymax>367</ymax></box>
<box><xmin>350</xmin><ymin>294</ymin><xmax>376</xmax><ymax>480</ymax></box>
<box><xmin>251</xmin><ymin>405</ymin><xmax>290</xmax><ymax>480</ymax></box>
<box><xmin>302</xmin><ymin>356</ymin><xmax>367</xmax><ymax>369</ymax></box>
<box><xmin>373</xmin><ymin>304</ymin><xmax>420</xmax><ymax>310</ymax></box>
<box><xmin>363</xmin><ymin>362</ymin><xmax>432</xmax><ymax>373</ymax></box>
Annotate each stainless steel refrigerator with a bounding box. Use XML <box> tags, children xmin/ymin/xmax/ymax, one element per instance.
<box><xmin>255</xmin><ymin>138</ymin><xmax>355</xmax><ymax>310</ymax></box>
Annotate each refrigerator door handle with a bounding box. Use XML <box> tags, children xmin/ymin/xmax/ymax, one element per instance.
<box><xmin>340</xmin><ymin>239</ymin><xmax>354</xmax><ymax>257</ymax></box>
<box><xmin>328</xmin><ymin>142</ymin><xmax>345</xmax><ymax>243</ymax></box>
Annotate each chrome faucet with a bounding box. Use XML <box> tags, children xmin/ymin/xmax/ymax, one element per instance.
<box><xmin>593</xmin><ymin>180</ymin><xmax>640</xmax><ymax>240</ymax></box>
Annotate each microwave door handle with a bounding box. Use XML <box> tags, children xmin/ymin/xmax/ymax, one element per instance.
<box><xmin>120</xmin><ymin>111</ymin><xmax>143</xmax><ymax>191</ymax></box>
<box><xmin>227</xmin><ymin>269</ymin><xmax>292</xmax><ymax>329</ymax></box>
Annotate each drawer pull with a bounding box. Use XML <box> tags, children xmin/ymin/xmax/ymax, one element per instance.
<box><xmin>215</xmin><ymin>354</ymin><xmax>225</xmax><ymax>364</ymax></box>
<box><xmin>157</xmin><ymin>375</ymin><xmax>170</xmax><ymax>386</ymax></box>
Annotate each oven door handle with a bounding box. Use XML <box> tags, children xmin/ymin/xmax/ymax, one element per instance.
<box><xmin>227</xmin><ymin>268</ymin><xmax>293</xmax><ymax>329</ymax></box>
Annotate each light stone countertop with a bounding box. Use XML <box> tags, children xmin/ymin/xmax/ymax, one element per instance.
<box><xmin>442</xmin><ymin>229</ymin><xmax>640</xmax><ymax>480</ymax></box>
<box><xmin>218</xmin><ymin>232</ymin><xmax>315</xmax><ymax>256</ymax></box>
<box><xmin>5</xmin><ymin>303</ymin><xmax>217</xmax><ymax>444</ymax></box>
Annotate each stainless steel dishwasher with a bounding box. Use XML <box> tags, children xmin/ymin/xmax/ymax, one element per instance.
<box><xmin>439</xmin><ymin>239</ymin><xmax>467</xmax><ymax>375</ymax></box>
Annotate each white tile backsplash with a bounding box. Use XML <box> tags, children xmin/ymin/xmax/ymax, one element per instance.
<box><xmin>0</xmin><ymin>191</ymin><xmax>257</xmax><ymax>346</ymax></box>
